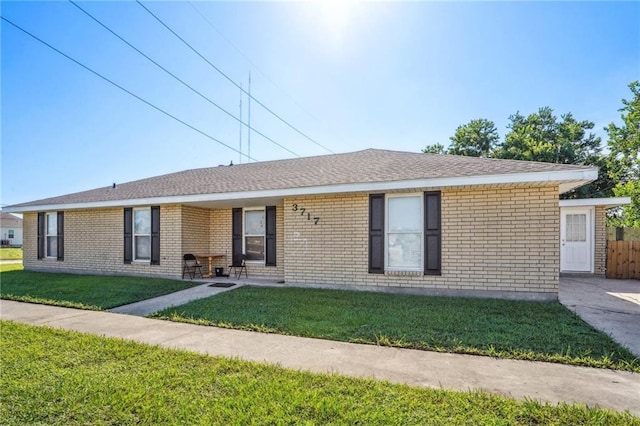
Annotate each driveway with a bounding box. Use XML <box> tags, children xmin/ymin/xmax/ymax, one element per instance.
<box><xmin>559</xmin><ymin>275</ymin><xmax>640</xmax><ymax>358</ymax></box>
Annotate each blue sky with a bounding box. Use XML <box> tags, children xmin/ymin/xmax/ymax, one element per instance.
<box><xmin>2</xmin><ymin>1</ymin><xmax>638</xmax><ymax>207</ymax></box>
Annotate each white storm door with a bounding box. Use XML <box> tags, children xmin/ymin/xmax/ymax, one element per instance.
<box><xmin>560</xmin><ymin>208</ymin><xmax>593</xmax><ymax>272</ymax></box>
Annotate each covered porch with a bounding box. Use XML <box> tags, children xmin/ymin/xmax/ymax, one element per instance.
<box><xmin>179</xmin><ymin>200</ymin><xmax>285</xmax><ymax>280</ymax></box>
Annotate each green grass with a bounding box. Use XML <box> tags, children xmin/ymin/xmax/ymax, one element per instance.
<box><xmin>152</xmin><ymin>286</ymin><xmax>639</xmax><ymax>372</ymax></box>
<box><xmin>0</xmin><ymin>247</ymin><xmax>22</xmax><ymax>260</ymax></box>
<box><xmin>2</xmin><ymin>321</ymin><xmax>637</xmax><ymax>425</ymax></box>
<box><xmin>0</xmin><ymin>263</ymin><xmax>23</xmax><ymax>273</ymax></box>
<box><xmin>0</xmin><ymin>268</ymin><xmax>201</xmax><ymax>310</ymax></box>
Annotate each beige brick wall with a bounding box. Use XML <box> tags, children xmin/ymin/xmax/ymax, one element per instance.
<box><xmin>22</xmin><ymin>212</ymin><xmax>37</xmax><ymax>264</ymax></box>
<box><xmin>594</xmin><ymin>206</ymin><xmax>606</xmax><ymax>275</ymax></box>
<box><xmin>284</xmin><ymin>194</ymin><xmax>368</xmax><ymax>285</ymax></box>
<box><xmin>23</xmin><ymin>206</ymin><xmax>183</xmax><ymax>278</ymax></box>
<box><xmin>21</xmin><ymin>187</ymin><xmax>561</xmax><ymax>295</ymax></box>
<box><xmin>284</xmin><ymin>185</ymin><xmax>560</xmax><ymax>296</ymax></box>
<box><xmin>210</xmin><ymin>209</ymin><xmax>231</xmax><ymax>270</ymax></box>
<box><xmin>24</xmin><ymin>205</ymin><xmax>289</xmax><ymax>279</ymax></box>
<box><xmin>181</xmin><ymin>206</ymin><xmax>210</xmax><ymax>255</ymax></box>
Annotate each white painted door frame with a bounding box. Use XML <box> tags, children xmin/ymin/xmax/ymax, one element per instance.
<box><xmin>560</xmin><ymin>206</ymin><xmax>594</xmax><ymax>273</ymax></box>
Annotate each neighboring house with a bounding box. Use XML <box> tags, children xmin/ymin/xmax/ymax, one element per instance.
<box><xmin>0</xmin><ymin>212</ymin><xmax>23</xmax><ymax>247</ymax></box>
<box><xmin>5</xmin><ymin>149</ymin><xmax>611</xmax><ymax>300</ymax></box>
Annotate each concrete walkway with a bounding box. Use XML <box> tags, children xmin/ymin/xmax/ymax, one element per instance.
<box><xmin>109</xmin><ymin>276</ymin><xmax>283</xmax><ymax>316</ymax></box>
<box><xmin>109</xmin><ymin>281</ymin><xmax>244</xmax><ymax>316</ymax></box>
<box><xmin>560</xmin><ymin>276</ymin><xmax>640</xmax><ymax>357</ymax></box>
<box><xmin>2</xmin><ymin>300</ymin><xmax>639</xmax><ymax>415</ymax></box>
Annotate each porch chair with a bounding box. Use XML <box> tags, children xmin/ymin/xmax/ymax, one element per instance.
<box><xmin>182</xmin><ymin>253</ymin><xmax>203</xmax><ymax>279</ymax></box>
<box><xmin>229</xmin><ymin>253</ymin><xmax>248</xmax><ymax>279</ymax></box>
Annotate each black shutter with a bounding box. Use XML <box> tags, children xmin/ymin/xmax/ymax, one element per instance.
<box><xmin>124</xmin><ymin>208</ymin><xmax>132</xmax><ymax>264</ymax></box>
<box><xmin>265</xmin><ymin>206</ymin><xmax>276</xmax><ymax>266</ymax></box>
<box><xmin>424</xmin><ymin>191</ymin><xmax>441</xmax><ymax>275</ymax></box>
<box><xmin>232</xmin><ymin>208</ymin><xmax>243</xmax><ymax>266</ymax></box>
<box><xmin>37</xmin><ymin>212</ymin><xmax>45</xmax><ymax>259</ymax></box>
<box><xmin>56</xmin><ymin>211</ymin><xmax>64</xmax><ymax>261</ymax></box>
<box><xmin>369</xmin><ymin>194</ymin><xmax>385</xmax><ymax>273</ymax></box>
<box><xmin>150</xmin><ymin>206</ymin><xmax>160</xmax><ymax>265</ymax></box>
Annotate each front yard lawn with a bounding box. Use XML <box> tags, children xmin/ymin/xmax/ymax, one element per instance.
<box><xmin>0</xmin><ymin>267</ymin><xmax>200</xmax><ymax>310</ymax></box>
<box><xmin>2</xmin><ymin>321</ymin><xmax>637</xmax><ymax>425</ymax></box>
<box><xmin>0</xmin><ymin>247</ymin><xmax>22</xmax><ymax>260</ymax></box>
<box><xmin>152</xmin><ymin>286</ymin><xmax>639</xmax><ymax>372</ymax></box>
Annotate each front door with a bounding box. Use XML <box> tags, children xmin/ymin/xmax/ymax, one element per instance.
<box><xmin>560</xmin><ymin>208</ymin><xmax>593</xmax><ymax>273</ymax></box>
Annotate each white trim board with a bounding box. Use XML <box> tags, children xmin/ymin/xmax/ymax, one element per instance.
<box><xmin>559</xmin><ymin>197</ymin><xmax>631</xmax><ymax>208</ymax></box>
<box><xmin>5</xmin><ymin>168</ymin><xmax>598</xmax><ymax>213</ymax></box>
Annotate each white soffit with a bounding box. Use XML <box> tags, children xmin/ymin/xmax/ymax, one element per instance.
<box><xmin>559</xmin><ymin>197</ymin><xmax>632</xmax><ymax>208</ymax></box>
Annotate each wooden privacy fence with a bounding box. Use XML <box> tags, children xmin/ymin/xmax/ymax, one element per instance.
<box><xmin>607</xmin><ymin>241</ymin><xmax>640</xmax><ymax>279</ymax></box>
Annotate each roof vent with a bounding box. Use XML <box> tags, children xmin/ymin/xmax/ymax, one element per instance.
<box><xmin>112</xmin><ymin>183</ymin><xmax>117</xmax><ymax>189</ymax></box>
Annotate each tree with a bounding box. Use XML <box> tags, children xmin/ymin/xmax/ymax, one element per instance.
<box><xmin>449</xmin><ymin>119</ymin><xmax>499</xmax><ymax>157</ymax></box>
<box><xmin>494</xmin><ymin>107</ymin><xmax>601</xmax><ymax>164</ymax></box>
<box><xmin>606</xmin><ymin>81</ymin><xmax>640</xmax><ymax>227</ymax></box>
<box><xmin>493</xmin><ymin>107</ymin><xmax>614</xmax><ymax>199</ymax></box>
<box><xmin>422</xmin><ymin>143</ymin><xmax>447</xmax><ymax>154</ymax></box>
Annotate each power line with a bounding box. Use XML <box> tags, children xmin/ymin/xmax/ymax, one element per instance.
<box><xmin>0</xmin><ymin>15</ymin><xmax>257</xmax><ymax>162</ymax></box>
<box><xmin>68</xmin><ymin>0</ymin><xmax>300</xmax><ymax>159</ymax></box>
<box><xmin>136</xmin><ymin>0</ymin><xmax>335</xmax><ymax>154</ymax></box>
<box><xmin>187</xmin><ymin>0</ymin><xmax>334</xmax><ymax>140</ymax></box>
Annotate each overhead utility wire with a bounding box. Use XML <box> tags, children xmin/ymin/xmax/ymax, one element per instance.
<box><xmin>136</xmin><ymin>0</ymin><xmax>335</xmax><ymax>154</ymax></box>
<box><xmin>0</xmin><ymin>16</ymin><xmax>257</xmax><ymax>162</ymax></box>
<box><xmin>186</xmin><ymin>0</ymin><xmax>332</xmax><ymax>138</ymax></box>
<box><xmin>69</xmin><ymin>0</ymin><xmax>299</xmax><ymax>159</ymax></box>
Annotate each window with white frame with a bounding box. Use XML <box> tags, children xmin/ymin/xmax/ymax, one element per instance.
<box><xmin>8</xmin><ymin>230</ymin><xmax>14</xmax><ymax>239</ymax></box>
<box><xmin>386</xmin><ymin>194</ymin><xmax>423</xmax><ymax>270</ymax></box>
<box><xmin>46</xmin><ymin>212</ymin><xmax>58</xmax><ymax>258</ymax></box>
<box><xmin>133</xmin><ymin>208</ymin><xmax>151</xmax><ymax>261</ymax></box>
<box><xmin>244</xmin><ymin>209</ymin><xmax>265</xmax><ymax>262</ymax></box>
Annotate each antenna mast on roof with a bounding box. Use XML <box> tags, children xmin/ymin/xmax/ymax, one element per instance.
<box><xmin>239</xmin><ymin>83</ymin><xmax>243</xmax><ymax>164</ymax></box>
<box><xmin>248</xmin><ymin>71</ymin><xmax>251</xmax><ymax>163</ymax></box>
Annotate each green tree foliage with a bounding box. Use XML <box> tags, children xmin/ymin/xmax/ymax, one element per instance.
<box><xmin>449</xmin><ymin>118</ymin><xmax>499</xmax><ymax>157</ymax></box>
<box><xmin>493</xmin><ymin>107</ymin><xmax>614</xmax><ymax>199</ymax></box>
<box><xmin>422</xmin><ymin>85</ymin><xmax>636</xmax><ymax>207</ymax></box>
<box><xmin>606</xmin><ymin>81</ymin><xmax>640</xmax><ymax>227</ymax></box>
<box><xmin>494</xmin><ymin>107</ymin><xmax>601</xmax><ymax>164</ymax></box>
<box><xmin>422</xmin><ymin>143</ymin><xmax>447</xmax><ymax>154</ymax></box>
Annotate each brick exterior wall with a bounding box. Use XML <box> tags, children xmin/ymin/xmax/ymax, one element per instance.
<box><xmin>284</xmin><ymin>185</ymin><xmax>560</xmax><ymax>298</ymax></box>
<box><xmin>181</xmin><ymin>206</ymin><xmax>210</xmax><ymax>255</ymax></box>
<box><xmin>22</xmin><ymin>186</ymin><xmax>562</xmax><ymax>297</ymax></box>
<box><xmin>594</xmin><ymin>205</ymin><xmax>606</xmax><ymax>275</ymax></box>
<box><xmin>23</xmin><ymin>206</ymin><xmax>183</xmax><ymax>277</ymax></box>
<box><xmin>23</xmin><ymin>204</ymin><xmax>285</xmax><ymax>279</ymax></box>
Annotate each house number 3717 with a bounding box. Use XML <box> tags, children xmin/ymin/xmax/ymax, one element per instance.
<box><xmin>292</xmin><ymin>204</ymin><xmax>320</xmax><ymax>225</ymax></box>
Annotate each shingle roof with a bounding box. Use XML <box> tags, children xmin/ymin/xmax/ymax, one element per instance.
<box><xmin>7</xmin><ymin>149</ymin><xmax>596</xmax><ymax>209</ymax></box>
<box><xmin>0</xmin><ymin>212</ymin><xmax>23</xmax><ymax>226</ymax></box>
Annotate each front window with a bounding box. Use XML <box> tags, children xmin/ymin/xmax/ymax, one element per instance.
<box><xmin>386</xmin><ymin>195</ymin><xmax>423</xmax><ymax>270</ymax></box>
<box><xmin>46</xmin><ymin>212</ymin><xmax>57</xmax><ymax>258</ymax></box>
<box><xmin>134</xmin><ymin>208</ymin><xmax>151</xmax><ymax>261</ymax></box>
<box><xmin>244</xmin><ymin>209</ymin><xmax>265</xmax><ymax>262</ymax></box>
<box><xmin>8</xmin><ymin>230</ymin><xmax>14</xmax><ymax>239</ymax></box>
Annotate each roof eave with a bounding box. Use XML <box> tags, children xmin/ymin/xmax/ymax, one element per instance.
<box><xmin>559</xmin><ymin>197</ymin><xmax>632</xmax><ymax>208</ymax></box>
<box><xmin>4</xmin><ymin>167</ymin><xmax>599</xmax><ymax>213</ymax></box>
